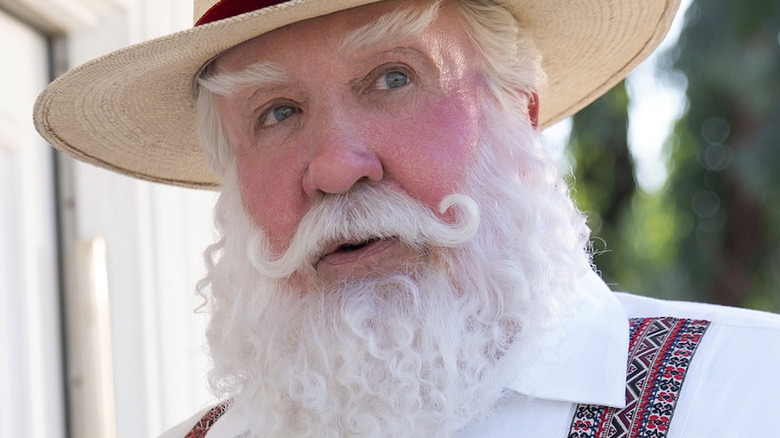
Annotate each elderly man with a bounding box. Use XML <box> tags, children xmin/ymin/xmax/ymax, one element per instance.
<box><xmin>35</xmin><ymin>0</ymin><xmax>780</xmax><ymax>437</ymax></box>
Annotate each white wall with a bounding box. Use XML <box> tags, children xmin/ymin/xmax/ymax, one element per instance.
<box><xmin>0</xmin><ymin>9</ymin><xmax>65</xmax><ymax>437</ymax></box>
<box><xmin>61</xmin><ymin>1</ymin><xmax>218</xmax><ymax>435</ymax></box>
<box><xmin>1</xmin><ymin>0</ymin><xmax>218</xmax><ymax>436</ymax></box>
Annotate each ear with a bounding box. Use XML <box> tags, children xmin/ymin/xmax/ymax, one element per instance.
<box><xmin>528</xmin><ymin>92</ymin><xmax>540</xmax><ymax>130</ymax></box>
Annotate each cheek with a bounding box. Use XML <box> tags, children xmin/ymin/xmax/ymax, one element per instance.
<box><xmin>235</xmin><ymin>149</ymin><xmax>308</xmax><ymax>252</ymax></box>
<box><xmin>381</xmin><ymin>94</ymin><xmax>482</xmax><ymax>211</ymax></box>
<box><xmin>217</xmin><ymin>98</ymin><xmax>307</xmax><ymax>251</ymax></box>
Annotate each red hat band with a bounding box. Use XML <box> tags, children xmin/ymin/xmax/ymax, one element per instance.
<box><xmin>196</xmin><ymin>0</ymin><xmax>291</xmax><ymax>26</ymax></box>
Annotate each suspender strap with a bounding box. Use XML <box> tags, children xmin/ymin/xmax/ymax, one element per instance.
<box><xmin>185</xmin><ymin>399</ymin><xmax>233</xmax><ymax>438</ymax></box>
<box><xmin>568</xmin><ymin>317</ymin><xmax>710</xmax><ymax>438</ymax></box>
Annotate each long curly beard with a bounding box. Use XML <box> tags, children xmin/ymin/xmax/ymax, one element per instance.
<box><xmin>199</xmin><ymin>105</ymin><xmax>592</xmax><ymax>437</ymax></box>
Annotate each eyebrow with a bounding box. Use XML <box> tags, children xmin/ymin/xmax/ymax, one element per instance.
<box><xmin>338</xmin><ymin>1</ymin><xmax>441</xmax><ymax>55</ymax></box>
<box><xmin>201</xmin><ymin>1</ymin><xmax>443</xmax><ymax>96</ymax></box>
<box><xmin>200</xmin><ymin>61</ymin><xmax>289</xmax><ymax>97</ymax></box>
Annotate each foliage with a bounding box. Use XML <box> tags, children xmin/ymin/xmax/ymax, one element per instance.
<box><xmin>567</xmin><ymin>0</ymin><xmax>780</xmax><ymax>311</ymax></box>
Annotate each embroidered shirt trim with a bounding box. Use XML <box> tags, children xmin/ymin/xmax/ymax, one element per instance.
<box><xmin>568</xmin><ymin>317</ymin><xmax>710</xmax><ymax>438</ymax></box>
<box><xmin>185</xmin><ymin>400</ymin><xmax>233</xmax><ymax>437</ymax></box>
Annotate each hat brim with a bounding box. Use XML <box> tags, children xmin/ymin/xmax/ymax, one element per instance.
<box><xmin>33</xmin><ymin>0</ymin><xmax>679</xmax><ymax>190</ymax></box>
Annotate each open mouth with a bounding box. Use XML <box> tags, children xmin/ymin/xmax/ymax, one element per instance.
<box><xmin>335</xmin><ymin>238</ymin><xmax>380</xmax><ymax>253</ymax></box>
<box><xmin>315</xmin><ymin>237</ymin><xmax>393</xmax><ymax>269</ymax></box>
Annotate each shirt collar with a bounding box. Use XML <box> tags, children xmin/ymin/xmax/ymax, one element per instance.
<box><xmin>506</xmin><ymin>270</ymin><xmax>630</xmax><ymax>408</ymax></box>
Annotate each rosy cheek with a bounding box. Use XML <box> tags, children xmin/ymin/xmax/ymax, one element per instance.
<box><xmin>384</xmin><ymin>94</ymin><xmax>482</xmax><ymax>213</ymax></box>
<box><xmin>236</xmin><ymin>156</ymin><xmax>306</xmax><ymax>252</ymax></box>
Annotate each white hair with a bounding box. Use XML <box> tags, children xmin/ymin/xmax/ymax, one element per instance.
<box><xmin>338</xmin><ymin>0</ymin><xmax>444</xmax><ymax>53</ymax></box>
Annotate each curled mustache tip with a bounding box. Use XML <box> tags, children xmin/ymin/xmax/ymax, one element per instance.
<box><xmin>437</xmin><ymin>194</ymin><xmax>480</xmax><ymax>246</ymax></box>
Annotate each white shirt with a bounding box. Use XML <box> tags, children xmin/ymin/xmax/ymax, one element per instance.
<box><xmin>162</xmin><ymin>272</ymin><xmax>780</xmax><ymax>437</ymax></box>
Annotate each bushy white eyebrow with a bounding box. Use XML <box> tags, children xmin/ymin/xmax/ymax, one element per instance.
<box><xmin>199</xmin><ymin>61</ymin><xmax>289</xmax><ymax>97</ymax></box>
<box><xmin>199</xmin><ymin>0</ymin><xmax>444</xmax><ymax>97</ymax></box>
<box><xmin>338</xmin><ymin>0</ymin><xmax>443</xmax><ymax>54</ymax></box>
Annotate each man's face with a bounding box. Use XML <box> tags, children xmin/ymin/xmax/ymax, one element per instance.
<box><xmin>202</xmin><ymin>4</ymin><xmax>592</xmax><ymax>434</ymax></box>
<box><xmin>212</xmin><ymin>0</ymin><xmax>486</xmax><ymax>284</ymax></box>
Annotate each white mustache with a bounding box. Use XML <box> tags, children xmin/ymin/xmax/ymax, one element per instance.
<box><xmin>248</xmin><ymin>184</ymin><xmax>480</xmax><ymax>279</ymax></box>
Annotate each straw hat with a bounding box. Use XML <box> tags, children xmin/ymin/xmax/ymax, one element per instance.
<box><xmin>33</xmin><ymin>0</ymin><xmax>680</xmax><ymax>190</ymax></box>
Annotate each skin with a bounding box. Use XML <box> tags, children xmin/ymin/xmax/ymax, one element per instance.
<box><xmin>213</xmin><ymin>0</ymin><xmax>534</xmax><ymax>283</ymax></box>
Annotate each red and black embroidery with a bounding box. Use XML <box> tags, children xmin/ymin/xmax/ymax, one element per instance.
<box><xmin>568</xmin><ymin>317</ymin><xmax>710</xmax><ymax>438</ymax></box>
<box><xmin>185</xmin><ymin>399</ymin><xmax>233</xmax><ymax>438</ymax></box>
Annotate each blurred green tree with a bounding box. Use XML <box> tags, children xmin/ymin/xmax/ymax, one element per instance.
<box><xmin>568</xmin><ymin>0</ymin><xmax>780</xmax><ymax>311</ymax></box>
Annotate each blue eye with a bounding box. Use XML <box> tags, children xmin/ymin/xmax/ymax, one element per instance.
<box><xmin>379</xmin><ymin>71</ymin><xmax>409</xmax><ymax>90</ymax></box>
<box><xmin>262</xmin><ymin>104</ymin><xmax>299</xmax><ymax>127</ymax></box>
<box><xmin>272</xmin><ymin>105</ymin><xmax>297</xmax><ymax>122</ymax></box>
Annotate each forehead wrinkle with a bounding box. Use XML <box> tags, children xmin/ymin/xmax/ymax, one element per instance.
<box><xmin>338</xmin><ymin>0</ymin><xmax>443</xmax><ymax>56</ymax></box>
<box><xmin>202</xmin><ymin>60</ymin><xmax>290</xmax><ymax>97</ymax></box>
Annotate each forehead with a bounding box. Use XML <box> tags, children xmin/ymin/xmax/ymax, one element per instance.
<box><xmin>213</xmin><ymin>0</ymin><xmax>468</xmax><ymax>72</ymax></box>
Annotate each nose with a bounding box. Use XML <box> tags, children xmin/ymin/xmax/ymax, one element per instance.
<box><xmin>302</xmin><ymin>110</ymin><xmax>384</xmax><ymax>197</ymax></box>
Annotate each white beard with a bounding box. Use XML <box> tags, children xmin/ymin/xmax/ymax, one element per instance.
<box><xmin>200</xmin><ymin>103</ymin><xmax>592</xmax><ymax>437</ymax></box>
